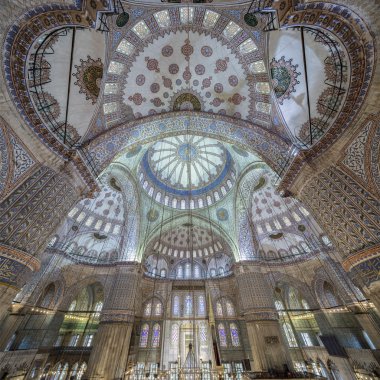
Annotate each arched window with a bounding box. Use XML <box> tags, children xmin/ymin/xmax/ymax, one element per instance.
<box><xmin>59</xmin><ymin>363</ymin><xmax>69</xmax><ymax>380</ymax></box>
<box><xmin>53</xmin><ymin>364</ymin><xmax>62</xmax><ymax>380</ymax></box>
<box><xmin>283</xmin><ymin>322</ymin><xmax>298</xmax><ymax>347</ymax></box>
<box><xmin>300</xmin><ymin>242</ymin><xmax>311</xmax><ymax>253</ymax></box>
<box><xmin>226</xmin><ymin>301</ymin><xmax>235</xmax><ymax>317</ymax></box>
<box><xmin>155</xmin><ymin>302</ymin><xmax>162</xmax><ymax>316</ymax></box>
<box><xmin>152</xmin><ymin>323</ymin><xmax>160</xmax><ymax>348</ymax></box>
<box><xmin>94</xmin><ymin>301</ymin><xmax>103</xmax><ymax>317</ymax></box>
<box><xmin>171</xmin><ymin>324</ymin><xmax>179</xmax><ymax>343</ymax></box>
<box><xmin>210</xmin><ymin>268</ymin><xmax>216</xmax><ymax>277</ymax></box>
<box><xmin>68</xmin><ymin>301</ymin><xmax>77</xmax><ymax>311</ymax></box>
<box><xmin>144</xmin><ymin>302</ymin><xmax>152</xmax><ymax>317</ymax></box>
<box><xmin>77</xmin><ymin>363</ymin><xmax>87</xmax><ymax>380</ymax></box>
<box><xmin>160</xmin><ymin>268</ymin><xmax>166</xmax><ymax>278</ymax></box>
<box><xmin>177</xmin><ymin>265</ymin><xmax>183</xmax><ymax>279</ymax></box>
<box><xmin>230</xmin><ymin>323</ymin><xmax>240</xmax><ymax>346</ymax></box>
<box><xmin>185</xmin><ymin>295</ymin><xmax>192</xmax><ymax>315</ymax></box>
<box><xmin>185</xmin><ymin>263</ymin><xmax>191</xmax><ymax>278</ymax></box>
<box><xmin>69</xmin><ymin>363</ymin><xmax>78</xmax><ymax>379</ymax></box>
<box><xmin>173</xmin><ymin>295</ymin><xmax>180</xmax><ymax>316</ymax></box>
<box><xmin>140</xmin><ymin>324</ymin><xmax>149</xmax><ymax>347</ymax></box>
<box><xmin>216</xmin><ymin>301</ymin><xmax>223</xmax><ymax>317</ymax></box>
<box><xmin>301</xmin><ymin>299</ymin><xmax>310</xmax><ymax>310</ymax></box>
<box><xmin>198</xmin><ymin>295</ymin><xmax>205</xmax><ymax>316</ymax></box>
<box><xmin>200</xmin><ymin>324</ymin><xmax>207</xmax><ymax>343</ymax></box>
<box><xmin>47</xmin><ymin>236</ymin><xmax>58</xmax><ymax>248</ymax></box>
<box><xmin>218</xmin><ymin>323</ymin><xmax>227</xmax><ymax>347</ymax></box>
<box><xmin>275</xmin><ymin>300</ymin><xmax>285</xmax><ymax>311</ymax></box>
<box><xmin>291</xmin><ymin>247</ymin><xmax>300</xmax><ymax>255</ymax></box>
<box><xmin>323</xmin><ymin>282</ymin><xmax>340</xmax><ymax>307</ymax></box>
<box><xmin>322</xmin><ymin>235</ymin><xmax>332</xmax><ymax>247</ymax></box>
<box><xmin>194</xmin><ymin>264</ymin><xmax>200</xmax><ymax>279</ymax></box>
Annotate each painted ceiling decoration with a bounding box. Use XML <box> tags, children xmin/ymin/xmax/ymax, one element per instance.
<box><xmin>139</xmin><ymin>135</ymin><xmax>236</xmax><ymax>210</ymax></box>
<box><xmin>2</xmin><ymin>1</ymin><xmax>375</xmax><ymax>193</ymax></box>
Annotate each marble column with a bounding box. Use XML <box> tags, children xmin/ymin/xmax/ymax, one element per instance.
<box><xmin>86</xmin><ymin>264</ymin><xmax>140</xmax><ymax>380</ymax></box>
<box><xmin>234</xmin><ymin>265</ymin><xmax>291</xmax><ymax>372</ymax></box>
<box><xmin>0</xmin><ymin>165</ymin><xmax>81</xmax><ymax>322</ymax></box>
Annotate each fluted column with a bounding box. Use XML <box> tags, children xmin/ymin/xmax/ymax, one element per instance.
<box><xmin>234</xmin><ymin>264</ymin><xmax>291</xmax><ymax>372</ymax></box>
<box><xmin>298</xmin><ymin>166</ymin><xmax>380</xmax><ymax>260</ymax></box>
<box><xmin>0</xmin><ymin>165</ymin><xmax>81</xmax><ymax>322</ymax></box>
<box><xmin>86</xmin><ymin>264</ymin><xmax>140</xmax><ymax>380</ymax></box>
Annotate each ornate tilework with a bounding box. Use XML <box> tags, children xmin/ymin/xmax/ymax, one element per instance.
<box><xmin>73</xmin><ymin>55</ymin><xmax>104</xmax><ymax>104</ymax></box>
<box><xmin>270</xmin><ymin>56</ymin><xmax>300</xmax><ymax>105</ymax></box>
<box><xmin>342</xmin><ymin>121</ymin><xmax>372</xmax><ymax>181</ymax></box>
<box><xmin>9</xmin><ymin>136</ymin><xmax>35</xmax><ymax>183</ymax></box>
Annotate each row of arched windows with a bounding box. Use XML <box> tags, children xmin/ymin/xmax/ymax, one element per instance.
<box><xmin>139</xmin><ymin>323</ymin><xmax>161</xmax><ymax>348</ymax></box>
<box><xmin>172</xmin><ymin>294</ymin><xmax>206</xmax><ymax>317</ymax></box>
<box><xmin>216</xmin><ymin>298</ymin><xmax>236</xmax><ymax>317</ymax></box>
<box><xmin>143</xmin><ymin>299</ymin><xmax>163</xmax><ymax>317</ymax></box>
<box><xmin>218</xmin><ymin>323</ymin><xmax>240</xmax><ymax>347</ymax></box>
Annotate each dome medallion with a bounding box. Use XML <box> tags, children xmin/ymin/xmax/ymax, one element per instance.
<box><xmin>139</xmin><ymin>135</ymin><xmax>236</xmax><ymax>209</ymax></box>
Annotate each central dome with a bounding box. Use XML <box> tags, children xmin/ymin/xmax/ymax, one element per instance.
<box><xmin>139</xmin><ymin>135</ymin><xmax>236</xmax><ymax>209</ymax></box>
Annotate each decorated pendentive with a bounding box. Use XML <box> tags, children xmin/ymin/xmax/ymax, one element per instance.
<box><xmin>73</xmin><ymin>55</ymin><xmax>104</xmax><ymax>104</ymax></box>
<box><xmin>270</xmin><ymin>56</ymin><xmax>300</xmax><ymax>105</ymax></box>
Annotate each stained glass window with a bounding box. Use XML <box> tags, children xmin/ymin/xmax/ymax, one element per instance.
<box><xmin>103</xmin><ymin>102</ymin><xmax>118</xmax><ymax>115</ymax></box>
<box><xmin>108</xmin><ymin>61</ymin><xmax>124</xmax><ymax>75</ymax></box>
<box><xmin>132</xmin><ymin>21</ymin><xmax>150</xmax><ymax>39</ymax></box>
<box><xmin>140</xmin><ymin>324</ymin><xmax>149</xmax><ymax>347</ymax></box>
<box><xmin>177</xmin><ymin>266</ymin><xmax>183</xmax><ymax>279</ymax></box>
<box><xmin>200</xmin><ymin>324</ymin><xmax>207</xmax><ymax>342</ymax></box>
<box><xmin>218</xmin><ymin>323</ymin><xmax>227</xmax><ymax>347</ymax></box>
<box><xmin>216</xmin><ymin>301</ymin><xmax>223</xmax><ymax>317</ymax></box>
<box><xmin>154</xmin><ymin>10</ymin><xmax>170</xmax><ymax>28</ymax></box>
<box><xmin>230</xmin><ymin>323</ymin><xmax>240</xmax><ymax>346</ymax></box>
<box><xmin>185</xmin><ymin>295</ymin><xmax>192</xmax><ymax>315</ymax></box>
<box><xmin>223</xmin><ymin>21</ymin><xmax>241</xmax><ymax>40</ymax></box>
<box><xmin>155</xmin><ymin>302</ymin><xmax>162</xmax><ymax>316</ymax></box>
<box><xmin>173</xmin><ymin>295</ymin><xmax>180</xmax><ymax>316</ymax></box>
<box><xmin>144</xmin><ymin>302</ymin><xmax>152</xmax><ymax>317</ymax></box>
<box><xmin>180</xmin><ymin>7</ymin><xmax>194</xmax><ymax>24</ymax></box>
<box><xmin>256</xmin><ymin>102</ymin><xmax>272</xmax><ymax>115</ymax></box>
<box><xmin>152</xmin><ymin>323</ymin><xmax>160</xmax><ymax>348</ymax></box>
<box><xmin>283</xmin><ymin>322</ymin><xmax>298</xmax><ymax>347</ymax></box>
<box><xmin>171</xmin><ymin>324</ymin><xmax>179</xmax><ymax>343</ymax></box>
<box><xmin>94</xmin><ymin>301</ymin><xmax>103</xmax><ymax>317</ymax></box>
<box><xmin>194</xmin><ymin>265</ymin><xmax>200</xmax><ymax>278</ymax></box>
<box><xmin>248</xmin><ymin>60</ymin><xmax>266</xmax><ymax>74</ymax></box>
<box><xmin>239</xmin><ymin>38</ymin><xmax>257</xmax><ymax>54</ymax></box>
<box><xmin>198</xmin><ymin>295</ymin><xmax>205</xmax><ymax>316</ymax></box>
<box><xmin>275</xmin><ymin>300</ymin><xmax>284</xmax><ymax>311</ymax></box>
<box><xmin>203</xmin><ymin>10</ymin><xmax>220</xmax><ymax>28</ymax></box>
<box><xmin>226</xmin><ymin>301</ymin><xmax>235</xmax><ymax>317</ymax></box>
<box><xmin>255</xmin><ymin>82</ymin><xmax>270</xmax><ymax>94</ymax></box>
<box><xmin>116</xmin><ymin>39</ymin><xmax>134</xmax><ymax>56</ymax></box>
<box><xmin>185</xmin><ymin>263</ymin><xmax>191</xmax><ymax>278</ymax></box>
<box><xmin>301</xmin><ymin>242</ymin><xmax>311</xmax><ymax>253</ymax></box>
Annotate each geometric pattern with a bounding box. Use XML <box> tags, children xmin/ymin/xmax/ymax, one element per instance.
<box><xmin>270</xmin><ymin>56</ymin><xmax>300</xmax><ymax>105</ymax></box>
<box><xmin>9</xmin><ymin>135</ymin><xmax>35</xmax><ymax>182</ymax></box>
<box><xmin>342</xmin><ymin>121</ymin><xmax>371</xmax><ymax>181</ymax></box>
<box><xmin>300</xmin><ymin>166</ymin><xmax>380</xmax><ymax>258</ymax></box>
